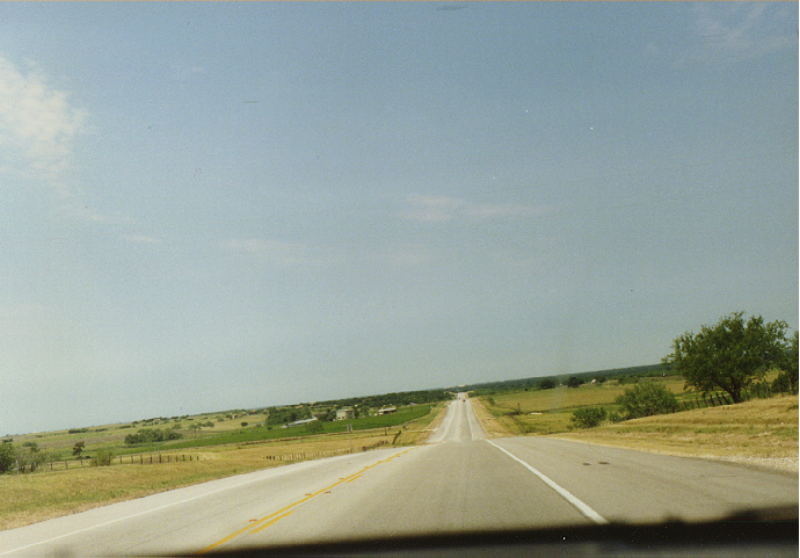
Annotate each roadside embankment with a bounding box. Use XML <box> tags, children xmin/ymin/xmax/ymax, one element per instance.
<box><xmin>554</xmin><ymin>395</ymin><xmax>798</xmax><ymax>473</ymax></box>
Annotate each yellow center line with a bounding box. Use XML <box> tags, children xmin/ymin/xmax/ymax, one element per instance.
<box><xmin>196</xmin><ymin>448</ymin><xmax>414</xmax><ymax>554</ymax></box>
<box><xmin>250</xmin><ymin>509</ymin><xmax>297</xmax><ymax>534</ymax></box>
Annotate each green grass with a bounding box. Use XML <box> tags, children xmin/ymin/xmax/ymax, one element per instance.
<box><xmin>11</xmin><ymin>406</ymin><xmax>433</xmax><ymax>461</ymax></box>
<box><xmin>125</xmin><ymin>405</ymin><xmax>432</xmax><ymax>451</ymax></box>
<box><xmin>478</xmin><ymin>376</ymin><xmax>688</xmax><ymax>435</ymax></box>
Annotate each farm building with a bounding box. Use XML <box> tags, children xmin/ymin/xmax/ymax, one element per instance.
<box><xmin>377</xmin><ymin>406</ymin><xmax>396</xmax><ymax>416</ymax></box>
<box><xmin>335</xmin><ymin>407</ymin><xmax>355</xmax><ymax>421</ymax></box>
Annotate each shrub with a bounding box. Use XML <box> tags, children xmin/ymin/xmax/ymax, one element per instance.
<box><xmin>570</xmin><ymin>407</ymin><xmax>606</xmax><ymax>428</ymax></box>
<box><xmin>538</xmin><ymin>378</ymin><xmax>556</xmax><ymax>390</ymax></box>
<box><xmin>616</xmin><ymin>383</ymin><xmax>679</xmax><ymax>419</ymax></box>
<box><xmin>567</xmin><ymin>376</ymin><xmax>583</xmax><ymax>388</ymax></box>
<box><xmin>607</xmin><ymin>411</ymin><xmax>624</xmax><ymax>423</ymax></box>
<box><xmin>93</xmin><ymin>449</ymin><xmax>113</xmax><ymax>466</ymax></box>
<box><xmin>0</xmin><ymin>442</ymin><xmax>15</xmax><ymax>473</ymax></box>
<box><xmin>124</xmin><ymin>428</ymin><xmax>183</xmax><ymax>445</ymax></box>
<box><xmin>772</xmin><ymin>371</ymin><xmax>798</xmax><ymax>394</ymax></box>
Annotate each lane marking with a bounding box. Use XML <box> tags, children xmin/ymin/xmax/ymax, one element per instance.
<box><xmin>485</xmin><ymin>440</ymin><xmax>608</xmax><ymax>525</ymax></box>
<box><xmin>0</xmin><ymin>458</ymin><xmax>340</xmax><ymax>557</ymax></box>
<box><xmin>197</xmin><ymin>447</ymin><xmax>414</xmax><ymax>554</ymax></box>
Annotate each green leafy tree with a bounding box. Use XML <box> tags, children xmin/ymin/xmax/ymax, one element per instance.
<box><xmin>663</xmin><ymin>312</ymin><xmax>789</xmax><ymax>403</ymax></box>
<box><xmin>616</xmin><ymin>383</ymin><xmax>679</xmax><ymax>419</ymax></box>
<box><xmin>0</xmin><ymin>442</ymin><xmax>15</xmax><ymax>473</ymax></box>
<box><xmin>570</xmin><ymin>407</ymin><xmax>606</xmax><ymax>428</ymax></box>
<box><xmin>773</xmin><ymin>331</ymin><xmax>799</xmax><ymax>394</ymax></box>
<box><xmin>17</xmin><ymin>443</ymin><xmax>45</xmax><ymax>473</ymax></box>
<box><xmin>93</xmin><ymin>448</ymin><xmax>113</xmax><ymax>466</ymax></box>
<box><xmin>538</xmin><ymin>378</ymin><xmax>556</xmax><ymax>390</ymax></box>
<box><xmin>566</xmin><ymin>376</ymin><xmax>583</xmax><ymax>388</ymax></box>
<box><xmin>73</xmin><ymin>441</ymin><xmax>86</xmax><ymax>458</ymax></box>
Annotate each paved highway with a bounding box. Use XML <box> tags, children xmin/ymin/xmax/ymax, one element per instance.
<box><xmin>0</xmin><ymin>393</ymin><xmax>796</xmax><ymax>556</ymax></box>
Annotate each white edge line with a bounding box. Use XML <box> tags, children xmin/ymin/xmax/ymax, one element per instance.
<box><xmin>0</xmin><ymin>449</ymin><xmax>398</xmax><ymax>556</ymax></box>
<box><xmin>486</xmin><ymin>440</ymin><xmax>608</xmax><ymax>525</ymax></box>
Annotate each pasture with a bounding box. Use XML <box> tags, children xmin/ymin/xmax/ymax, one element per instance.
<box><xmin>0</xmin><ymin>403</ymin><xmax>447</xmax><ymax>530</ymax></box>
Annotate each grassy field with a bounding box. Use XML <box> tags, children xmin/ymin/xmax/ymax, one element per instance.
<box><xmin>8</xmin><ymin>405</ymin><xmax>433</xmax><ymax>462</ymax></box>
<box><xmin>8</xmin><ymin>411</ymin><xmax>270</xmax><ymax>460</ymax></box>
<box><xmin>556</xmin><ymin>395</ymin><xmax>798</xmax><ymax>470</ymax></box>
<box><xmin>473</xmin><ymin>377</ymin><xmax>797</xmax><ymax>471</ymax></box>
<box><xmin>478</xmin><ymin>376</ymin><xmax>687</xmax><ymax>435</ymax></box>
<box><xmin>0</xmin><ymin>403</ymin><xmax>449</xmax><ymax>531</ymax></box>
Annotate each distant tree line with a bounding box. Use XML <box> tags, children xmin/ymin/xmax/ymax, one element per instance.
<box><xmin>466</xmin><ymin>364</ymin><xmax>662</xmax><ymax>395</ymax></box>
<box><xmin>124</xmin><ymin>428</ymin><xmax>183</xmax><ymax>445</ymax></box>
<box><xmin>317</xmin><ymin>389</ymin><xmax>452</xmax><ymax>409</ymax></box>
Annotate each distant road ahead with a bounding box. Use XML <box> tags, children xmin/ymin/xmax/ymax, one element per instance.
<box><xmin>0</xmin><ymin>394</ymin><xmax>796</xmax><ymax>556</ymax></box>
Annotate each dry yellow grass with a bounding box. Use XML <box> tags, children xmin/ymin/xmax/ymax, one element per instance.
<box><xmin>556</xmin><ymin>395</ymin><xmax>798</xmax><ymax>471</ymax></box>
<box><xmin>470</xmin><ymin>397</ymin><xmax>515</xmax><ymax>437</ymax></box>
<box><xmin>396</xmin><ymin>402</ymin><xmax>449</xmax><ymax>445</ymax></box>
<box><xmin>478</xmin><ymin>377</ymin><xmax>694</xmax><ymax>435</ymax></box>
<box><xmin>0</xmin><ymin>430</ymin><xmax>393</xmax><ymax>531</ymax></box>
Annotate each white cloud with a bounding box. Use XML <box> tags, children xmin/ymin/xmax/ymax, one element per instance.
<box><xmin>224</xmin><ymin>238</ymin><xmax>334</xmax><ymax>266</ymax></box>
<box><xmin>56</xmin><ymin>204</ymin><xmax>135</xmax><ymax>226</ymax></box>
<box><xmin>0</xmin><ymin>54</ymin><xmax>87</xmax><ymax>190</ymax></box>
<box><xmin>402</xmin><ymin>194</ymin><xmax>548</xmax><ymax>223</ymax></box>
<box><xmin>124</xmin><ymin>234</ymin><xmax>162</xmax><ymax>245</ymax></box>
<box><xmin>377</xmin><ymin>245</ymin><xmax>434</xmax><ymax>267</ymax></box>
<box><xmin>403</xmin><ymin>195</ymin><xmax>465</xmax><ymax>222</ymax></box>
<box><xmin>680</xmin><ymin>4</ymin><xmax>793</xmax><ymax>66</ymax></box>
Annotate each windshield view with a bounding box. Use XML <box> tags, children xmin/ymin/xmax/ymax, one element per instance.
<box><xmin>0</xmin><ymin>3</ymin><xmax>796</xmax><ymax>556</ymax></box>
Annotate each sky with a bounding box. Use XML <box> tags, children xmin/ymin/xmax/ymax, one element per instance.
<box><xmin>0</xmin><ymin>3</ymin><xmax>796</xmax><ymax>435</ymax></box>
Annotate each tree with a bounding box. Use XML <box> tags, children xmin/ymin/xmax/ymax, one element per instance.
<box><xmin>616</xmin><ymin>382</ymin><xmax>679</xmax><ymax>419</ymax></box>
<box><xmin>566</xmin><ymin>376</ymin><xmax>583</xmax><ymax>388</ymax></box>
<box><xmin>538</xmin><ymin>378</ymin><xmax>556</xmax><ymax>390</ymax></box>
<box><xmin>571</xmin><ymin>407</ymin><xmax>606</xmax><ymax>428</ymax></box>
<box><xmin>663</xmin><ymin>312</ymin><xmax>789</xmax><ymax>403</ymax></box>
<box><xmin>93</xmin><ymin>448</ymin><xmax>113</xmax><ymax>466</ymax></box>
<box><xmin>0</xmin><ymin>442</ymin><xmax>15</xmax><ymax>473</ymax></box>
<box><xmin>73</xmin><ymin>441</ymin><xmax>86</xmax><ymax>459</ymax></box>
<box><xmin>773</xmin><ymin>331</ymin><xmax>799</xmax><ymax>394</ymax></box>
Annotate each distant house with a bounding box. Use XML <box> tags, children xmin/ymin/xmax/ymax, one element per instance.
<box><xmin>335</xmin><ymin>407</ymin><xmax>355</xmax><ymax>421</ymax></box>
<box><xmin>283</xmin><ymin>417</ymin><xmax>318</xmax><ymax>429</ymax></box>
<box><xmin>377</xmin><ymin>406</ymin><xmax>396</xmax><ymax>416</ymax></box>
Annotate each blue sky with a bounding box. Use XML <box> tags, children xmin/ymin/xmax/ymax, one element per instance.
<box><xmin>0</xmin><ymin>3</ymin><xmax>796</xmax><ymax>434</ymax></box>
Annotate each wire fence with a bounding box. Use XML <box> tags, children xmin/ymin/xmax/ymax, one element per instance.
<box><xmin>19</xmin><ymin>453</ymin><xmax>202</xmax><ymax>474</ymax></box>
<box><xmin>263</xmin><ymin>439</ymin><xmax>391</xmax><ymax>464</ymax></box>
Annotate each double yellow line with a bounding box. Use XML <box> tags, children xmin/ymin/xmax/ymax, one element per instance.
<box><xmin>197</xmin><ymin>448</ymin><xmax>414</xmax><ymax>554</ymax></box>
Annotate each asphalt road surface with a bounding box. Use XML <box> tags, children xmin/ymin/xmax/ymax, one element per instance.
<box><xmin>0</xmin><ymin>393</ymin><xmax>796</xmax><ymax>556</ymax></box>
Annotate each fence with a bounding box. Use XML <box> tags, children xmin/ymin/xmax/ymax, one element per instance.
<box><xmin>28</xmin><ymin>453</ymin><xmax>201</xmax><ymax>473</ymax></box>
<box><xmin>678</xmin><ymin>383</ymin><xmax>783</xmax><ymax>412</ymax></box>
<box><xmin>264</xmin><ymin>439</ymin><xmax>390</xmax><ymax>464</ymax></box>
